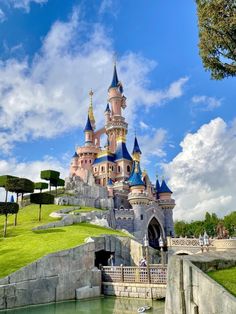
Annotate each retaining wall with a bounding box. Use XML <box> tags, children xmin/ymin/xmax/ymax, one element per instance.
<box><xmin>165</xmin><ymin>252</ymin><xmax>236</xmax><ymax>314</ymax></box>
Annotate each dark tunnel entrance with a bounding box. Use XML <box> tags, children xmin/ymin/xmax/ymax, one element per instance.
<box><xmin>95</xmin><ymin>250</ymin><xmax>114</xmax><ymax>268</ymax></box>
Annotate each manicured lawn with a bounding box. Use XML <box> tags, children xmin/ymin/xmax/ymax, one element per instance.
<box><xmin>0</xmin><ymin>204</ymin><xmax>125</xmax><ymax>279</ymax></box>
<box><xmin>208</xmin><ymin>266</ymin><xmax>236</xmax><ymax>297</ymax></box>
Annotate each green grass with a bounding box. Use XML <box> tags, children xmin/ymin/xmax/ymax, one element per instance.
<box><xmin>0</xmin><ymin>204</ymin><xmax>125</xmax><ymax>279</ymax></box>
<box><xmin>208</xmin><ymin>266</ymin><xmax>236</xmax><ymax>297</ymax></box>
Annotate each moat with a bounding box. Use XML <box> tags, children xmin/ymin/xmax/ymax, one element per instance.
<box><xmin>2</xmin><ymin>297</ymin><xmax>165</xmax><ymax>314</ymax></box>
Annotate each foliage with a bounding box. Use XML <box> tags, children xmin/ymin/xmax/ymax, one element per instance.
<box><xmin>196</xmin><ymin>0</ymin><xmax>236</xmax><ymax>79</ymax></box>
<box><xmin>34</xmin><ymin>182</ymin><xmax>48</xmax><ymax>191</ymax></box>
<box><xmin>174</xmin><ymin>211</ymin><xmax>236</xmax><ymax>237</ymax></box>
<box><xmin>6</xmin><ymin>177</ymin><xmax>34</xmax><ymax>194</ymax></box>
<box><xmin>0</xmin><ymin>202</ymin><xmax>19</xmax><ymax>216</ymax></box>
<box><xmin>208</xmin><ymin>266</ymin><xmax>236</xmax><ymax>297</ymax></box>
<box><xmin>40</xmin><ymin>170</ymin><xmax>60</xmax><ymax>181</ymax></box>
<box><xmin>30</xmin><ymin>193</ymin><xmax>54</xmax><ymax>205</ymax></box>
<box><xmin>0</xmin><ymin>175</ymin><xmax>17</xmax><ymax>188</ymax></box>
<box><xmin>0</xmin><ymin>204</ymin><xmax>126</xmax><ymax>278</ymax></box>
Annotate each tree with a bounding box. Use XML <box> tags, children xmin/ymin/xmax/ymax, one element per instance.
<box><xmin>30</xmin><ymin>193</ymin><xmax>54</xmax><ymax>221</ymax></box>
<box><xmin>34</xmin><ymin>182</ymin><xmax>48</xmax><ymax>192</ymax></box>
<box><xmin>204</xmin><ymin>212</ymin><xmax>219</xmax><ymax>237</ymax></box>
<box><xmin>196</xmin><ymin>0</ymin><xmax>236</xmax><ymax>79</ymax></box>
<box><xmin>223</xmin><ymin>211</ymin><xmax>236</xmax><ymax>236</ymax></box>
<box><xmin>0</xmin><ymin>202</ymin><xmax>19</xmax><ymax>237</ymax></box>
<box><xmin>40</xmin><ymin>170</ymin><xmax>60</xmax><ymax>192</ymax></box>
<box><xmin>6</xmin><ymin>177</ymin><xmax>34</xmax><ymax>226</ymax></box>
<box><xmin>0</xmin><ymin>175</ymin><xmax>17</xmax><ymax>202</ymax></box>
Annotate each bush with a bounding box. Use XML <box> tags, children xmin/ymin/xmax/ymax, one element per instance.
<box><xmin>30</xmin><ymin>193</ymin><xmax>54</xmax><ymax>205</ymax></box>
<box><xmin>6</xmin><ymin>178</ymin><xmax>34</xmax><ymax>194</ymax></box>
<box><xmin>40</xmin><ymin>170</ymin><xmax>60</xmax><ymax>181</ymax></box>
<box><xmin>0</xmin><ymin>202</ymin><xmax>19</xmax><ymax>215</ymax></box>
<box><xmin>34</xmin><ymin>182</ymin><xmax>48</xmax><ymax>190</ymax></box>
<box><xmin>0</xmin><ymin>175</ymin><xmax>17</xmax><ymax>188</ymax></box>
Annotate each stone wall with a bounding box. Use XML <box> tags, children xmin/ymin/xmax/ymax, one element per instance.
<box><xmin>0</xmin><ymin>235</ymin><xmax>148</xmax><ymax>310</ymax></box>
<box><xmin>165</xmin><ymin>252</ymin><xmax>236</xmax><ymax>314</ymax></box>
<box><xmin>103</xmin><ymin>282</ymin><xmax>166</xmax><ymax>299</ymax></box>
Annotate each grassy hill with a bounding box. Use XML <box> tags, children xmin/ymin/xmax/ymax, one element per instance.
<box><xmin>0</xmin><ymin>204</ymin><xmax>125</xmax><ymax>278</ymax></box>
<box><xmin>208</xmin><ymin>266</ymin><xmax>236</xmax><ymax>297</ymax></box>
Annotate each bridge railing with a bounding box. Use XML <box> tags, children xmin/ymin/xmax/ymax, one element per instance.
<box><xmin>101</xmin><ymin>265</ymin><xmax>167</xmax><ymax>284</ymax></box>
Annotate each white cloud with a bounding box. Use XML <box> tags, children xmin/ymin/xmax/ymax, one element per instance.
<box><xmin>0</xmin><ymin>8</ymin><xmax>6</xmax><ymax>22</ymax></box>
<box><xmin>98</xmin><ymin>0</ymin><xmax>117</xmax><ymax>16</ymax></box>
<box><xmin>192</xmin><ymin>95</ymin><xmax>222</xmax><ymax>111</ymax></box>
<box><xmin>0</xmin><ymin>9</ymin><xmax>188</xmax><ymax>155</ymax></box>
<box><xmin>0</xmin><ymin>156</ymin><xmax>67</xmax><ymax>201</ymax></box>
<box><xmin>139</xmin><ymin>121</ymin><xmax>149</xmax><ymax>129</ymax></box>
<box><xmin>9</xmin><ymin>0</ymin><xmax>47</xmax><ymax>12</ymax></box>
<box><xmin>139</xmin><ymin>128</ymin><xmax>167</xmax><ymax>165</ymax></box>
<box><xmin>164</xmin><ymin>117</ymin><xmax>236</xmax><ymax>221</ymax></box>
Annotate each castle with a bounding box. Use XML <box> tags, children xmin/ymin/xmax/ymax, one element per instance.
<box><xmin>69</xmin><ymin>64</ymin><xmax>175</xmax><ymax>248</ymax></box>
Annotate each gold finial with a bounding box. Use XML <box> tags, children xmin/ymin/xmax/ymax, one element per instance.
<box><xmin>89</xmin><ymin>89</ymin><xmax>94</xmax><ymax>105</ymax></box>
<box><xmin>88</xmin><ymin>89</ymin><xmax>95</xmax><ymax>128</ymax></box>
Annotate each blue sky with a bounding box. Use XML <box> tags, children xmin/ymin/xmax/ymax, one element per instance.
<box><xmin>0</xmin><ymin>0</ymin><xmax>235</xmax><ymax>220</ymax></box>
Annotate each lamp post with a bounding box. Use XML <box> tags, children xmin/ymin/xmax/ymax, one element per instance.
<box><xmin>159</xmin><ymin>236</ymin><xmax>164</xmax><ymax>265</ymax></box>
<box><xmin>143</xmin><ymin>234</ymin><xmax>150</xmax><ymax>283</ymax></box>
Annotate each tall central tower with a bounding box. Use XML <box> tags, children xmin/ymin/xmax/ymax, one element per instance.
<box><xmin>105</xmin><ymin>63</ymin><xmax>128</xmax><ymax>153</ymax></box>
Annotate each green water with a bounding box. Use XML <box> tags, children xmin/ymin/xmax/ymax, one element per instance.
<box><xmin>2</xmin><ymin>297</ymin><xmax>165</xmax><ymax>314</ymax></box>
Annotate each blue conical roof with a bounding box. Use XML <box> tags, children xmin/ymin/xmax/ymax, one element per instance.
<box><xmin>128</xmin><ymin>161</ymin><xmax>144</xmax><ymax>187</ymax></box>
<box><xmin>105</xmin><ymin>103</ymin><xmax>111</xmax><ymax>112</ymax></box>
<box><xmin>72</xmin><ymin>152</ymin><xmax>78</xmax><ymax>158</ymax></box>
<box><xmin>84</xmin><ymin>115</ymin><xmax>93</xmax><ymax>132</ymax></box>
<box><xmin>107</xmin><ymin>178</ymin><xmax>113</xmax><ymax>186</ymax></box>
<box><xmin>109</xmin><ymin>64</ymin><xmax>119</xmax><ymax>89</ymax></box>
<box><xmin>159</xmin><ymin>180</ymin><xmax>172</xmax><ymax>194</ymax></box>
<box><xmin>156</xmin><ymin>178</ymin><xmax>161</xmax><ymax>192</ymax></box>
<box><xmin>132</xmin><ymin>136</ymin><xmax>142</xmax><ymax>154</ymax></box>
<box><xmin>10</xmin><ymin>195</ymin><xmax>15</xmax><ymax>203</ymax></box>
<box><xmin>114</xmin><ymin>141</ymin><xmax>132</xmax><ymax>161</ymax></box>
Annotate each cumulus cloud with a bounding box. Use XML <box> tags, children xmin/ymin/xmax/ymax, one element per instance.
<box><xmin>191</xmin><ymin>95</ymin><xmax>222</xmax><ymax>111</ymax></box>
<box><xmin>164</xmin><ymin>117</ymin><xmax>236</xmax><ymax>221</ymax></box>
<box><xmin>0</xmin><ymin>9</ymin><xmax>188</xmax><ymax>155</ymax></box>
<box><xmin>0</xmin><ymin>156</ymin><xmax>67</xmax><ymax>201</ymax></box>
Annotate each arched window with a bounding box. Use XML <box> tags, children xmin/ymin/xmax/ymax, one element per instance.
<box><xmin>127</xmin><ymin>165</ymin><xmax>131</xmax><ymax>173</ymax></box>
<box><xmin>118</xmin><ymin>166</ymin><xmax>121</xmax><ymax>172</ymax></box>
<box><xmin>101</xmin><ymin>166</ymin><xmax>104</xmax><ymax>172</ymax></box>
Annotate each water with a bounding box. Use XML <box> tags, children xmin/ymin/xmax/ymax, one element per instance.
<box><xmin>2</xmin><ymin>297</ymin><xmax>165</xmax><ymax>314</ymax></box>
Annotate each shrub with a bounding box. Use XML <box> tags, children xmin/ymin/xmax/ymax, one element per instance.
<box><xmin>30</xmin><ymin>193</ymin><xmax>54</xmax><ymax>221</ymax></box>
<box><xmin>0</xmin><ymin>202</ymin><xmax>19</xmax><ymax>237</ymax></box>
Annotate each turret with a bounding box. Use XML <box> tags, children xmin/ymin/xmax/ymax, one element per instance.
<box><xmin>70</xmin><ymin>151</ymin><xmax>78</xmax><ymax>175</ymax></box>
<box><xmin>156</xmin><ymin>175</ymin><xmax>161</xmax><ymax>199</ymax></box>
<box><xmin>108</xmin><ymin>63</ymin><xmax>126</xmax><ymax>117</ymax></box>
<box><xmin>158</xmin><ymin>178</ymin><xmax>172</xmax><ymax>200</ymax></box>
<box><xmin>132</xmin><ymin>136</ymin><xmax>142</xmax><ymax>162</ymax></box>
<box><xmin>84</xmin><ymin>115</ymin><xmax>94</xmax><ymax>146</ymax></box>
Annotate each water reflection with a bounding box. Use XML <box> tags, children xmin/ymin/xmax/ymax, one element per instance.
<box><xmin>3</xmin><ymin>297</ymin><xmax>165</xmax><ymax>314</ymax></box>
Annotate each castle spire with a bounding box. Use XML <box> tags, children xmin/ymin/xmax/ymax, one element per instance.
<box><xmin>88</xmin><ymin>89</ymin><xmax>96</xmax><ymax>129</ymax></box>
<box><xmin>132</xmin><ymin>136</ymin><xmax>142</xmax><ymax>162</ymax></box>
<box><xmin>109</xmin><ymin>63</ymin><xmax>119</xmax><ymax>89</ymax></box>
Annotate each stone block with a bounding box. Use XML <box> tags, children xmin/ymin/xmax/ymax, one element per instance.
<box><xmin>0</xmin><ymin>277</ymin><xmax>9</xmax><ymax>285</ymax></box>
<box><xmin>56</xmin><ymin>270</ymin><xmax>82</xmax><ymax>301</ymax></box>
<box><xmin>76</xmin><ymin>286</ymin><xmax>100</xmax><ymax>300</ymax></box>
<box><xmin>9</xmin><ymin>263</ymin><xmax>37</xmax><ymax>284</ymax></box>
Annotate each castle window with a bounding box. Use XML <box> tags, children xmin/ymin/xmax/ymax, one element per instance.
<box><xmin>95</xmin><ymin>168</ymin><xmax>97</xmax><ymax>172</ymax></box>
<box><xmin>111</xmin><ymin>166</ymin><xmax>114</xmax><ymax>171</ymax></box>
<box><xmin>127</xmin><ymin>165</ymin><xmax>131</xmax><ymax>173</ymax></box>
<box><xmin>85</xmin><ymin>160</ymin><xmax>87</xmax><ymax>164</ymax></box>
<box><xmin>118</xmin><ymin>166</ymin><xmax>121</xmax><ymax>172</ymax></box>
<box><xmin>101</xmin><ymin>166</ymin><xmax>104</xmax><ymax>172</ymax></box>
<box><xmin>140</xmin><ymin>214</ymin><xmax>143</xmax><ymax>220</ymax></box>
<box><xmin>81</xmin><ymin>160</ymin><xmax>83</xmax><ymax>164</ymax></box>
<box><xmin>89</xmin><ymin>160</ymin><xmax>91</xmax><ymax>163</ymax></box>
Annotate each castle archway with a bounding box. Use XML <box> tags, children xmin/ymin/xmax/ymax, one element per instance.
<box><xmin>148</xmin><ymin>217</ymin><xmax>163</xmax><ymax>249</ymax></box>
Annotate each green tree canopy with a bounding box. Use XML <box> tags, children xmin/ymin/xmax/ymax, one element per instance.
<box><xmin>196</xmin><ymin>0</ymin><xmax>236</xmax><ymax>79</ymax></box>
<box><xmin>34</xmin><ymin>182</ymin><xmax>48</xmax><ymax>192</ymax></box>
<box><xmin>0</xmin><ymin>202</ymin><xmax>19</xmax><ymax>237</ymax></box>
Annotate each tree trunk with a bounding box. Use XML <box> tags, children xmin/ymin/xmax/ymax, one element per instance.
<box><xmin>39</xmin><ymin>204</ymin><xmax>42</xmax><ymax>221</ymax></box>
<box><xmin>5</xmin><ymin>190</ymin><xmax>8</xmax><ymax>202</ymax></box>
<box><xmin>14</xmin><ymin>193</ymin><xmax>19</xmax><ymax>226</ymax></box>
<box><xmin>3</xmin><ymin>214</ymin><xmax>8</xmax><ymax>237</ymax></box>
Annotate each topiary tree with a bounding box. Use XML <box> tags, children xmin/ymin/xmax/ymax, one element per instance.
<box><xmin>34</xmin><ymin>182</ymin><xmax>48</xmax><ymax>192</ymax></box>
<box><xmin>6</xmin><ymin>177</ymin><xmax>34</xmax><ymax>226</ymax></box>
<box><xmin>30</xmin><ymin>193</ymin><xmax>54</xmax><ymax>221</ymax></box>
<box><xmin>0</xmin><ymin>175</ymin><xmax>17</xmax><ymax>202</ymax></box>
<box><xmin>40</xmin><ymin>170</ymin><xmax>60</xmax><ymax>192</ymax></box>
<box><xmin>0</xmin><ymin>202</ymin><xmax>19</xmax><ymax>237</ymax></box>
<box><xmin>51</xmin><ymin>178</ymin><xmax>65</xmax><ymax>196</ymax></box>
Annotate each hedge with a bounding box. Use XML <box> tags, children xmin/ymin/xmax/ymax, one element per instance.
<box><xmin>34</xmin><ymin>182</ymin><xmax>48</xmax><ymax>190</ymax></box>
<box><xmin>50</xmin><ymin>178</ymin><xmax>65</xmax><ymax>187</ymax></box>
<box><xmin>0</xmin><ymin>202</ymin><xmax>19</xmax><ymax>215</ymax></box>
<box><xmin>40</xmin><ymin>170</ymin><xmax>60</xmax><ymax>181</ymax></box>
<box><xmin>30</xmin><ymin>193</ymin><xmax>54</xmax><ymax>205</ymax></box>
